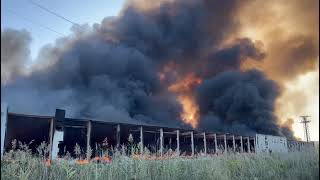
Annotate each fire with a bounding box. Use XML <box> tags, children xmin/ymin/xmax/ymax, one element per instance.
<box><xmin>45</xmin><ymin>159</ymin><xmax>51</xmax><ymax>166</ymax></box>
<box><xmin>93</xmin><ymin>156</ymin><xmax>112</xmax><ymax>163</ymax></box>
<box><xmin>168</xmin><ymin>73</ymin><xmax>202</xmax><ymax>93</ymax></box>
<box><xmin>177</xmin><ymin>95</ymin><xmax>200</xmax><ymax>128</ymax></box>
<box><xmin>158</xmin><ymin>72</ymin><xmax>165</xmax><ymax>81</ymax></box>
<box><xmin>168</xmin><ymin>73</ymin><xmax>202</xmax><ymax>128</ymax></box>
<box><xmin>76</xmin><ymin>159</ymin><xmax>89</xmax><ymax>165</ymax></box>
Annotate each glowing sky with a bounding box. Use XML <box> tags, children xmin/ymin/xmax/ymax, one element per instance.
<box><xmin>237</xmin><ymin>0</ymin><xmax>319</xmax><ymax>141</ymax></box>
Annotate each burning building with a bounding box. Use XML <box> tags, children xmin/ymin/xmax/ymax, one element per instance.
<box><xmin>1</xmin><ymin>0</ymin><xmax>318</xmax><ymax>158</ymax></box>
<box><xmin>1</xmin><ymin>102</ymin><xmax>258</xmax><ymax>159</ymax></box>
<box><xmin>1</xmin><ymin>102</ymin><xmax>315</xmax><ymax>160</ymax></box>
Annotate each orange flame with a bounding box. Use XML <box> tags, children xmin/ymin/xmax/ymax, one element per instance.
<box><xmin>168</xmin><ymin>73</ymin><xmax>202</xmax><ymax>128</ymax></box>
<box><xmin>168</xmin><ymin>73</ymin><xmax>202</xmax><ymax>93</ymax></box>
<box><xmin>76</xmin><ymin>159</ymin><xmax>89</xmax><ymax>165</ymax></box>
<box><xmin>100</xmin><ymin>156</ymin><xmax>111</xmax><ymax>162</ymax></box>
<box><xmin>158</xmin><ymin>72</ymin><xmax>166</xmax><ymax>81</ymax></box>
<box><xmin>45</xmin><ymin>159</ymin><xmax>51</xmax><ymax>166</ymax></box>
<box><xmin>93</xmin><ymin>156</ymin><xmax>112</xmax><ymax>163</ymax></box>
<box><xmin>176</xmin><ymin>95</ymin><xmax>200</xmax><ymax>128</ymax></box>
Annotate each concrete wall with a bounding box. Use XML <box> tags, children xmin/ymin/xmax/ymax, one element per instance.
<box><xmin>255</xmin><ymin>134</ymin><xmax>288</xmax><ymax>153</ymax></box>
<box><xmin>288</xmin><ymin>140</ymin><xmax>315</xmax><ymax>152</ymax></box>
<box><xmin>314</xmin><ymin>141</ymin><xmax>319</xmax><ymax>150</ymax></box>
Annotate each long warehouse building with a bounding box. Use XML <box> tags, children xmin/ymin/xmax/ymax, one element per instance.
<box><xmin>1</xmin><ymin>103</ymin><xmax>315</xmax><ymax>159</ymax></box>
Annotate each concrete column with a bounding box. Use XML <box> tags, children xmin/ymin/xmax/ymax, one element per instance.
<box><xmin>48</xmin><ymin>118</ymin><xmax>55</xmax><ymax>160</ymax></box>
<box><xmin>86</xmin><ymin>121</ymin><xmax>92</xmax><ymax>160</ymax></box>
<box><xmin>116</xmin><ymin>124</ymin><xmax>120</xmax><ymax>148</ymax></box>
<box><xmin>214</xmin><ymin>133</ymin><xmax>218</xmax><ymax>153</ymax></box>
<box><xmin>52</xmin><ymin>130</ymin><xmax>64</xmax><ymax>159</ymax></box>
<box><xmin>203</xmin><ymin>132</ymin><xmax>207</xmax><ymax>155</ymax></box>
<box><xmin>140</xmin><ymin>126</ymin><xmax>144</xmax><ymax>154</ymax></box>
<box><xmin>1</xmin><ymin>103</ymin><xmax>8</xmax><ymax>159</ymax></box>
<box><xmin>176</xmin><ymin>130</ymin><xmax>180</xmax><ymax>155</ymax></box>
<box><xmin>232</xmin><ymin>135</ymin><xmax>235</xmax><ymax>152</ymax></box>
<box><xmin>240</xmin><ymin>136</ymin><xmax>243</xmax><ymax>153</ymax></box>
<box><xmin>253</xmin><ymin>137</ymin><xmax>256</xmax><ymax>153</ymax></box>
<box><xmin>224</xmin><ymin>134</ymin><xmax>227</xmax><ymax>152</ymax></box>
<box><xmin>247</xmin><ymin>137</ymin><xmax>250</xmax><ymax>153</ymax></box>
<box><xmin>191</xmin><ymin>131</ymin><xmax>194</xmax><ymax>156</ymax></box>
<box><xmin>160</xmin><ymin>128</ymin><xmax>163</xmax><ymax>156</ymax></box>
<box><xmin>298</xmin><ymin>142</ymin><xmax>301</xmax><ymax>151</ymax></box>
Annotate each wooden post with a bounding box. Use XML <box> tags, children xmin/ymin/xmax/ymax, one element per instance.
<box><xmin>86</xmin><ymin>121</ymin><xmax>92</xmax><ymax>160</ymax></box>
<box><xmin>191</xmin><ymin>131</ymin><xmax>194</xmax><ymax>156</ymax></box>
<box><xmin>224</xmin><ymin>134</ymin><xmax>227</xmax><ymax>153</ymax></box>
<box><xmin>176</xmin><ymin>130</ymin><xmax>180</xmax><ymax>155</ymax></box>
<box><xmin>48</xmin><ymin>118</ymin><xmax>55</xmax><ymax>160</ymax></box>
<box><xmin>214</xmin><ymin>133</ymin><xmax>218</xmax><ymax>153</ymax></box>
<box><xmin>140</xmin><ymin>126</ymin><xmax>144</xmax><ymax>154</ymax></box>
<box><xmin>240</xmin><ymin>136</ymin><xmax>243</xmax><ymax>153</ymax></box>
<box><xmin>247</xmin><ymin>137</ymin><xmax>250</xmax><ymax>153</ymax></box>
<box><xmin>160</xmin><ymin>128</ymin><xmax>163</xmax><ymax>156</ymax></box>
<box><xmin>203</xmin><ymin>132</ymin><xmax>207</xmax><ymax>155</ymax></box>
<box><xmin>116</xmin><ymin>124</ymin><xmax>120</xmax><ymax>148</ymax></box>
<box><xmin>232</xmin><ymin>135</ymin><xmax>236</xmax><ymax>152</ymax></box>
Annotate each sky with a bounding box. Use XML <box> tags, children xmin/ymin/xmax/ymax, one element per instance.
<box><xmin>1</xmin><ymin>0</ymin><xmax>319</xmax><ymax>141</ymax></box>
<box><xmin>1</xmin><ymin>0</ymin><xmax>126</xmax><ymax>59</ymax></box>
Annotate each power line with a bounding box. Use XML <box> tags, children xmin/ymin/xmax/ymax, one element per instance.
<box><xmin>28</xmin><ymin>0</ymin><xmax>80</xmax><ymax>27</ymax></box>
<box><xmin>4</xmin><ymin>9</ymin><xmax>65</xmax><ymax>36</ymax></box>
<box><xmin>300</xmin><ymin>116</ymin><xmax>311</xmax><ymax>142</ymax></box>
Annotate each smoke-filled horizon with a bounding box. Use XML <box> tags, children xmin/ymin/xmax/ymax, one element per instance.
<box><xmin>1</xmin><ymin>0</ymin><xmax>319</xmax><ymax>140</ymax></box>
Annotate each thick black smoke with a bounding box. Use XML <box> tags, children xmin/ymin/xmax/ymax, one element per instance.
<box><xmin>199</xmin><ymin>38</ymin><xmax>266</xmax><ymax>79</ymax></box>
<box><xmin>2</xmin><ymin>37</ymin><xmax>184</xmax><ymax>126</ymax></box>
<box><xmin>196</xmin><ymin>70</ymin><xmax>289</xmax><ymax>136</ymax></box>
<box><xmin>1</xmin><ymin>0</ymin><xmax>294</xmax><ymax>137</ymax></box>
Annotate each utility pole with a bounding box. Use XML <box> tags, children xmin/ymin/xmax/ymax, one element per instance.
<box><xmin>300</xmin><ymin>116</ymin><xmax>311</xmax><ymax>142</ymax></box>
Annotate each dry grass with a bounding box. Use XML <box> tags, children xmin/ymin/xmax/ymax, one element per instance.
<box><xmin>1</xmin><ymin>141</ymin><xmax>319</xmax><ymax>180</ymax></box>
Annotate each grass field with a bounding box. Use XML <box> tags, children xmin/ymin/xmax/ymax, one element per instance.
<box><xmin>1</xmin><ymin>146</ymin><xmax>319</xmax><ymax>180</ymax></box>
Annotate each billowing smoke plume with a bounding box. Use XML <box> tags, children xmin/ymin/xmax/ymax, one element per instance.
<box><xmin>1</xmin><ymin>0</ymin><xmax>297</xmax><ymax>138</ymax></box>
<box><xmin>196</xmin><ymin>70</ymin><xmax>283</xmax><ymax>136</ymax></box>
<box><xmin>1</xmin><ymin>29</ymin><xmax>31</xmax><ymax>84</ymax></box>
<box><xmin>238</xmin><ymin>0</ymin><xmax>319</xmax><ymax>82</ymax></box>
<box><xmin>280</xmin><ymin>118</ymin><xmax>295</xmax><ymax>140</ymax></box>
